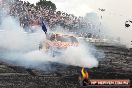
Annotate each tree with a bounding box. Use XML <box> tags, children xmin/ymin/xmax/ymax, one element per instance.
<box><xmin>36</xmin><ymin>0</ymin><xmax>56</xmax><ymax>11</ymax></box>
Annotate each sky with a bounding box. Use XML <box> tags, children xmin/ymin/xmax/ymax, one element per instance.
<box><xmin>22</xmin><ymin>0</ymin><xmax>95</xmax><ymax>16</ymax></box>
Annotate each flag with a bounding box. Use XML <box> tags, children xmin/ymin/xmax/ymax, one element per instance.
<box><xmin>42</xmin><ymin>21</ymin><xmax>47</xmax><ymax>34</ymax></box>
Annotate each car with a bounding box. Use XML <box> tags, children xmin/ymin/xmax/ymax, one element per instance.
<box><xmin>39</xmin><ymin>33</ymin><xmax>79</xmax><ymax>57</ymax></box>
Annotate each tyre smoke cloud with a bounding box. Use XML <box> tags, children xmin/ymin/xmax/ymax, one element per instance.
<box><xmin>94</xmin><ymin>0</ymin><xmax>132</xmax><ymax>48</ymax></box>
<box><xmin>0</xmin><ymin>1</ymin><xmax>103</xmax><ymax>70</ymax></box>
<box><xmin>0</xmin><ymin>16</ymin><xmax>100</xmax><ymax>69</ymax></box>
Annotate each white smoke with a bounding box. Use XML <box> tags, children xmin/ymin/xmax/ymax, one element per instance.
<box><xmin>93</xmin><ymin>0</ymin><xmax>132</xmax><ymax>48</ymax></box>
<box><xmin>0</xmin><ymin>16</ymin><xmax>48</xmax><ymax>66</ymax></box>
<box><xmin>58</xmin><ymin>45</ymin><xmax>98</xmax><ymax>68</ymax></box>
<box><xmin>0</xmin><ymin>16</ymin><xmax>99</xmax><ymax>69</ymax></box>
<box><xmin>0</xmin><ymin>0</ymin><xmax>101</xmax><ymax>69</ymax></box>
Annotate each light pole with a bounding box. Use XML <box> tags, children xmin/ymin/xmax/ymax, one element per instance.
<box><xmin>98</xmin><ymin>8</ymin><xmax>105</xmax><ymax>39</ymax></box>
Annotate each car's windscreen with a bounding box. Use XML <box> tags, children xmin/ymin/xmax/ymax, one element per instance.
<box><xmin>56</xmin><ymin>36</ymin><xmax>78</xmax><ymax>43</ymax></box>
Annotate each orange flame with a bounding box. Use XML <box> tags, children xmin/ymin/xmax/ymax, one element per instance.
<box><xmin>81</xmin><ymin>67</ymin><xmax>89</xmax><ymax>78</ymax></box>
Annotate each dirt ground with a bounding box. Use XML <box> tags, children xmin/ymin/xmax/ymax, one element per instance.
<box><xmin>0</xmin><ymin>45</ymin><xmax>131</xmax><ymax>88</ymax></box>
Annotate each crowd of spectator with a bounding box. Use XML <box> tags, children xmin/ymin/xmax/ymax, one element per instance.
<box><xmin>0</xmin><ymin>0</ymin><xmax>101</xmax><ymax>38</ymax></box>
<box><xmin>8</xmin><ymin>0</ymin><xmax>80</xmax><ymax>31</ymax></box>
